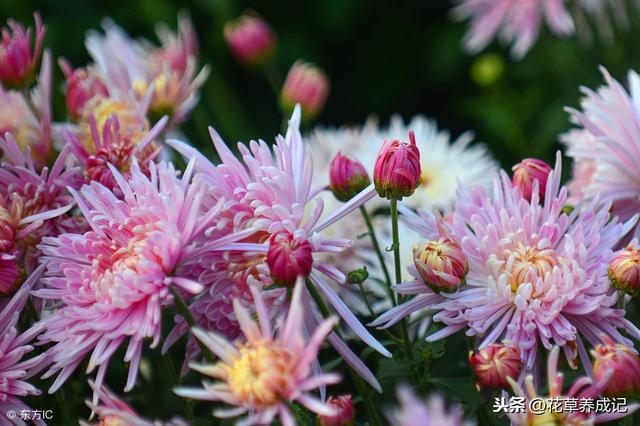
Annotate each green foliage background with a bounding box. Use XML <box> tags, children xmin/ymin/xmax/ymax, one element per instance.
<box><xmin>2</xmin><ymin>0</ymin><xmax>640</xmax><ymax>424</ymax></box>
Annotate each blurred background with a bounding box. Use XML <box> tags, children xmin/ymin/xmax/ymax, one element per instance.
<box><xmin>4</xmin><ymin>0</ymin><xmax>640</xmax><ymax>171</ymax></box>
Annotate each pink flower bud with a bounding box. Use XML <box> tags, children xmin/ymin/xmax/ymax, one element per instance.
<box><xmin>318</xmin><ymin>395</ymin><xmax>355</xmax><ymax>426</ymax></box>
<box><xmin>512</xmin><ymin>158</ymin><xmax>552</xmax><ymax>202</ymax></box>
<box><xmin>373</xmin><ymin>131</ymin><xmax>421</xmax><ymax>200</ymax></box>
<box><xmin>267</xmin><ymin>231</ymin><xmax>313</xmax><ymax>286</ymax></box>
<box><xmin>592</xmin><ymin>336</ymin><xmax>640</xmax><ymax>398</ymax></box>
<box><xmin>413</xmin><ymin>237</ymin><xmax>468</xmax><ymax>293</ymax></box>
<box><xmin>469</xmin><ymin>344</ymin><xmax>522</xmax><ymax>389</ymax></box>
<box><xmin>329</xmin><ymin>152</ymin><xmax>371</xmax><ymax>202</ymax></box>
<box><xmin>609</xmin><ymin>244</ymin><xmax>640</xmax><ymax>296</ymax></box>
<box><xmin>280</xmin><ymin>61</ymin><xmax>329</xmax><ymax>120</ymax></box>
<box><xmin>0</xmin><ymin>257</ymin><xmax>20</xmax><ymax>296</ymax></box>
<box><xmin>0</xmin><ymin>13</ymin><xmax>44</xmax><ymax>89</ymax></box>
<box><xmin>224</xmin><ymin>15</ymin><xmax>276</xmax><ymax>67</ymax></box>
<box><xmin>64</xmin><ymin>67</ymin><xmax>109</xmax><ymax>119</ymax></box>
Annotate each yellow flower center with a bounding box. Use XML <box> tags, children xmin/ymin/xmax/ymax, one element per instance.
<box><xmin>224</xmin><ymin>339</ymin><xmax>294</xmax><ymax>407</ymax></box>
<box><xmin>99</xmin><ymin>416</ymin><xmax>128</xmax><ymax>426</ymax></box>
<box><xmin>503</xmin><ymin>244</ymin><xmax>558</xmax><ymax>292</ymax></box>
<box><xmin>80</xmin><ymin>98</ymin><xmax>147</xmax><ymax>154</ymax></box>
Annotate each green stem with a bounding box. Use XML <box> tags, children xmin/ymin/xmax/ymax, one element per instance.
<box><xmin>305</xmin><ymin>279</ymin><xmax>382</xmax><ymax>425</ymax></box>
<box><xmin>617</xmin><ymin>290</ymin><xmax>626</xmax><ymax>309</ymax></box>
<box><xmin>390</xmin><ymin>199</ymin><xmax>414</xmax><ymax>360</ymax></box>
<box><xmin>356</xmin><ymin>281</ymin><xmax>376</xmax><ymax>317</ymax></box>
<box><xmin>55</xmin><ymin>388</ymin><xmax>72</xmax><ymax>426</ymax></box>
<box><xmin>162</xmin><ymin>351</ymin><xmax>195</xmax><ymax>424</ymax></box>
<box><xmin>169</xmin><ymin>286</ymin><xmax>215</xmax><ymax>363</ymax></box>
<box><xmin>360</xmin><ymin>206</ymin><xmax>396</xmax><ymax>306</ymax></box>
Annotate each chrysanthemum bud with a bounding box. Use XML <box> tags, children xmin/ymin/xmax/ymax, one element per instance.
<box><xmin>64</xmin><ymin>67</ymin><xmax>109</xmax><ymax>119</ymax></box>
<box><xmin>592</xmin><ymin>336</ymin><xmax>640</xmax><ymax>398</ymax></box>
<box><xmin>0</xmin><ymin>257</ymin><xmax>20</xmax><ymax>296</ymax></box>
<box><xmin>413</xmin><ymin>237</ymin><xmax>468</xmax><ymax>293</ymax></box>
<box><xmin>267</xmin><ymin>231</ymin><xmax>314</xmax><ymax>286</ymax></box>
<box><xmin>0</xmin><ymin>13</ymin><xmax>44</xmax><ymax>89</ymax></box>
<box><xmin>281</xmin><ymin>61</ymin><xmax>329</xmax><ymax>121</ymax></box>
<box><xmin>469</xmin><ymin>344</ymin><xmax>522</xmax><ymax>389</ymax></box>
<box><xmin>347</xmin><ymin>267</ymin><xmax>369</xmax><ymax>285</ymax></box>
<box><xmin>609</xmin><ymin>245</ymin><xmax>640</xmax><ymax>296</ymax></box>
<box><xmin>318</xmin><ymin>395</ymin><xmax>355</xmax><ymax>426</ymax></box>
<box><xmin>329</xmin><ymin>153</ymin><xmax>371</xmax><ymax>202</ymax></box>
<box><xmin>224</xmin><ymin>15</ymin><xmax>276</xmax><ymax>67</ymax></box>
<box><xmin>512</xmin><ymin>158</ymin><xmax>552</xmax><ymax>202</ymax></box>
<box><xmin>373</xmin><ymin>131</ymin><xmax>421</xmax><ymax>200</ymax></box>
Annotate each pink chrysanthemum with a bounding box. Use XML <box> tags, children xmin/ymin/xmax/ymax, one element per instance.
<box><xmin>385</xmin><ymin>387</ymin><xmax>474</xmax><ymax>426</ymax></box>
<box><xmin>63</xmin><ymin>112</ymin><xmax>167</xmax><ymax>191</ymax></box>
<box><xmin>85</xmin><ymin>14</ymin><xmax>208</xmax><ymax>126</ymax></box>
<box><xmin>507</xmin><ymin>346</ymin><xmax>639</xmax><ymax>424</ymax></box>
<box><xmin>562</xmin><ymin>67</ymin><xmax>640</xmax><ymax>239</ymax></box>
<box><xmin>372</xmin><ymin>152</ymin><xmax>640</xmax><ymax>372</ymax></box>
<box><xmin>453</xmin><ymin>0</ymin><xmax>575</xmax><ymax>58</ymax></box>
<box><xmin>0</xmin><ymin>267</ymin><xmax>46</xmax><ymax>421</ymax></box>
<box><xmin>34</xmin><ymin>158</ymin><xmax>239</xmax><ymax>401</ymax></box>
<box><xmin>0</xmin><ymin>13</ymin><xmax>44</xmax><ymax>90</ymax></box>
<box><xmin>175</xmin><ymin>278</ymin><xmax>341</xmax><ymax>426</ymax></box>
<box><xmin>0</xmin><ymin>133</ymin><xmax>78</xmax><ymax>275</ymax></box>
<box><xmin>82</xmin><ymin>381</ymin><xmax>187</xmax><ymax>426</ymax></box>
<box><xmin>167</xmin><ymin>106</ymin><xmax>388</xmax><ymax>391</ymax></box>
<box><xmin>0</xmin><ymin>50</ymin><xmax>52</xmax><ymax>167</ymax></box>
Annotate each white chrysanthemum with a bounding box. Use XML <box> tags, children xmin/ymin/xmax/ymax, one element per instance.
<box><xmin>310</xmin><ymin>115</ymin><xmax>498</xmax><ymax>214</ymax></box>
<box><xmin>308</xmin><ymin>115</ymin><xmax>498</xmax><ymax>280</ymax></box>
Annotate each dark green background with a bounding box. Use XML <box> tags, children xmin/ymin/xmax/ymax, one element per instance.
<box><xmin>4</xmin><ymin>0</ymin><xmax>640</xmax><ymax>170</ymax></box>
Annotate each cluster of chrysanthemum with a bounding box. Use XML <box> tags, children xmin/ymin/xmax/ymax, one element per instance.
<box><xmin>2</xmin><ymin>8</ymin><xmax>640</xmax><ymax>426</ymax></box>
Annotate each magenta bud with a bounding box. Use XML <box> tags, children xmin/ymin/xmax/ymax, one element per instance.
<box><xmin>267</xmin><ymin>231</ymin><xmax>314</xmax><ymax>286</ymax></box>
<box><xmin>373</xmin><ymin>131</ymin><xmax>421</xmax><ymax>200</ymax></box>
<box><xmin>329</xmin><ymin>152</ymin><xmax>370</xmax><ymax>202</ymax></box>
<box><xmin>280</xmin><ymin>61</ymin><xmax>329</xmax><ymax>121</ymax></box>
<box><xmin>512</xmin><ymin>158</ymin><xmax>552</xmax><ymax>202</ymax></box>
<box><xmin>224</xmin><ymin>15</ymin><xmax>276</xmax><ymax>67</ymax></box>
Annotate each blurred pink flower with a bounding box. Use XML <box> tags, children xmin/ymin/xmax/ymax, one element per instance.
<box><xmin>0</xmin><ymin>13</ymin><xmax>44</xmax><ymax>89</ymax></box>
<box><xmin>224</xmin><ymin>14</ymin><xmax>277</xmax><ymax>66</ymax></box>
<box><xmin>372</xmin><ymin>153</ymin><xmax>640</xmax><ymax>372</ymax></box>
<box><xmin>82</xmin><ymin>381</ymin><xmax>187</xmax><ymax>426</ymax></box>
<box><xmin>34</xmin><ymin>158</ymin><xmax>239</xmax><ymax>402</ymax></box>
<box><xmin>86</xmin><ymin>14</ymin><xmax>208</xmax><ymax>126</ymax></box>
<box><xmin>59</xmin><ymin>61</ymin><xmax>109</xmax><ymax>119</ymax></box>
<box><xmin>508</xmin><ymin>346</ymin><xmax>639</xmax><ymax>424</ymax></box>
<box><xmin>386</xmin><ymin>387</ymin><xmax>473</xmax><ymax>426</ymax></box>
<box><xmin>281</xmin><ymin>61</ymin><xmax>329</xmax><ymax>120</ymax></box>
<box><xmin>562</xmin><ymin>67</ymin><xmax>640</xmax><ymax>239</ymax></box>
<box><xmin>167</xmin><ymin>106</ymin><xmax>387</xmax><ymax>391</ymax></box>
<box><xmin>175</xmin><ymin>278</ymin><xmax>341</xmax><ymax>426</ymax></box>
<box><xmin>0</xmin><ymin>50</ymin><xmax>53</xmax><ymax>167</ymax></box>
<box><xmin>453</xmin><ymin>0</ymin><xmax>574</xmax><ymax>59</ymax></box>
